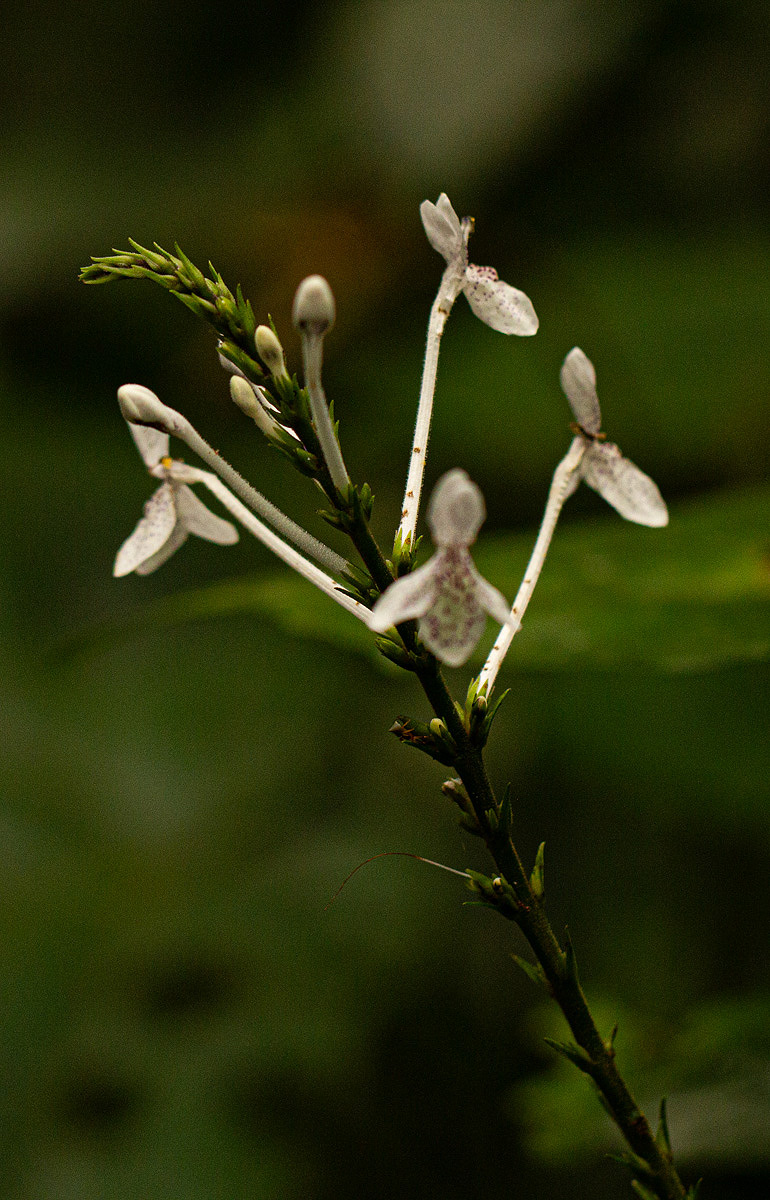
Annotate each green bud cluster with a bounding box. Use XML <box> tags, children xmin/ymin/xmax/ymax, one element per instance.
<box><xmin>388</xmin><ymin>715</ymin><xmax>458</xmax><ymax>766</ymax></box>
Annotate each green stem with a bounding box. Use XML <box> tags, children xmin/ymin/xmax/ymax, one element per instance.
<box><xmin>405</xmin><ymin>655</ymin><xmax>687</xmax><ymax>1200</ymax></box>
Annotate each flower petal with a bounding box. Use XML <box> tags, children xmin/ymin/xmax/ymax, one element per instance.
<box><xmin>113</xmin><ymin>483</ymin><xmax>177</xmax><ymax>577</ymax></box>
<box><xmin>370</xmin><ymin>560</ymin><xmax>440</xmax><ymax>632</ymax></box>
<box><xmin>560</xmin><ymin>347</ymin><xmax>601</xmax><ymax>435</ymax></box>
<box><xmin>419</xmin><ymin>607</ymin><xmax>486</xmax><ymax>668</ymax></box>
<box><xmin>128</xmin><ymin>421</ymin><xmax>169</xmax><ymax>467</ymax></box>
<box><xmin>420</xmin><ymin>195</ymin><xmax>463</xmax><ymax>262</ymax></box>
<box><xmin>581</xmin><ymin>443</ymin><xmax>669</xmax><ymax>527</ymax></box>
<box><xmin>174</xmin><ymin>484</ymin><xmax>239</xmax><ymax>544</ymax></box>
<box><xmin>463</xmin><ymin>265</ymin><xmax>538</xmax><ymax>335</ymax></box>
<box><xmin>435</xmin><ymin>193</ymin><xmax>460</xmax><ymax>226</ymax></box>
<box><xmin>428</xmin><ymin>469</ymin><xmax>486</xmax><ymax>547</ymax></box>
<box><xmin>469</xmin><ymin>564</ymin><xmax>511</xmax><ymax>624</ymax></box>
<box><xmin>134</xmin><ymin>519</ymin><xmax>189</xmax><ymax>575</ymax></box>
<box><xmin>417</xmin><ymin>550</ymin><xmax>487</xmax><ymax>667</ymax></box>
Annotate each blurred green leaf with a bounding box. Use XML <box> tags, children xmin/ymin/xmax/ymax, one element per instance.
<box><xmin>479</xmin><ymin>481</ymin><xmax>770</xmax><ymax>673</ymax></box>
<box><xmin>72</xmin><ymin>484</ymin><xmax>770</xmax><ymax>674</ymax></box>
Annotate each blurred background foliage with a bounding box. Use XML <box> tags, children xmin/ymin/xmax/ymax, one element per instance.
<box><xmin>1</xmin><ymin>0</ymin><xmax>769</xmax><ymax>1197</ymax></box>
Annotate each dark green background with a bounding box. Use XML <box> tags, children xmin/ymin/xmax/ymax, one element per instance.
<box><xmin>1</xmin><ymin>1</ymin><xmax>769</xmax><ymax>1197</ymax></box>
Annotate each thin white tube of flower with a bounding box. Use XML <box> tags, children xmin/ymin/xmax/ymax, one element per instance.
<box><xmin>301</xmin><ymin>334</ymin><xmax>351</xmax><ymax>494</ymax></box>
<box><xmin>478</xmin><ymin>437</ymin><xmax>586</xmax><ymax>692</ymax></box>
<box><xmin>172</xmin><ymin>411</ymin><xmax>349</xmax><ymax>576</ymax></box>
<box><xmin>188</xmin><ymin>468</ymin><xmax>372</xmax><ymax>625</ymax></box>
<box><xmin>398</xmin><ymin>271</ymin><xmax>465</xmax><ymax>545</ymax></box>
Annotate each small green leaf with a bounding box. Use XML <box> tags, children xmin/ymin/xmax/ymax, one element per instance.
<box><xmin>498</xmin><ymin>783</ymin><xmax>513</xmax><ymax>836</ymax></box>
<box><xmin>563</xmin><ymin>927</ymin><xmax>579</xmax><ymax>985</ymax></box>
<box><xmin>511</xmin><ymin>954</ymin><xmax>549</xmax><ymax>993</ymax></box>
<box><xmin>655</xmin><ymin>1097</ymin><xmax>672</xmax><ymax>1157</ymax></box>
<box><xmin>630</xmin><ymin>1181</ymin><xmax>660</xmax><ymax>1200</ymax></box>
<box><xmin>530</xmin><ymin>841</ymin><xmax>546</xmax><ymax>899</ymax></box>
<box><xmin>475</xmin><ymin>686</ymin><xmax>510</xmax><ymax>747</ymax></box>
<box><xmin>543</xmin><ymin>1037</ymin><xmax>595</xmax><ymax>1076</ymax></box>
<box><xmin>606</xmin><ymin>1149</ymin><xmax>655</xmax><ymax>1179</ymax></box>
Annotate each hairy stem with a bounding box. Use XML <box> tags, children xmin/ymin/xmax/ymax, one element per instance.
<box><xmin>479</xmin><ymin>436</ymin><xmax>585</xmax><ymax>692</ymax></box>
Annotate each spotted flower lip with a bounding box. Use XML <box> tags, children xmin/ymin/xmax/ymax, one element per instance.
<box><xmin>371</xmin><ymin>469</ymin><xmax>509</xmax><ymax>667</ymax></box>
<box><xmin>560</xmin><ymin>347</ymin><xmax>669</xmax><ymax>528</ymax></box>
<box><xmin>113</xmin><ymin>422</ymin><xmax>238</xmax><ymax>577</ymax></box>
<box><xmin>419</xmin><ymin>193</ymin><xmax>538</xmax><ymax>336</ymax></box>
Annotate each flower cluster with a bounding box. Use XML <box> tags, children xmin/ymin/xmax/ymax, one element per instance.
<box><xmin>106</xmin><ymin>194</ymin><xmax>667</xmax><ymax>676</ymax></box>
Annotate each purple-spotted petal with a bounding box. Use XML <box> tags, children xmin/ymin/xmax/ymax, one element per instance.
<box><xmin>174</xmin><ymin>484</ymin><xmax>239</xmax><ymax>545</ymax></box>
<box><xmin>560</xmin><ymin>347</ymin><xmax>601</xmax><ymax>435</ymax></box>
<box><xmin>370</xmin><ymin>560</ymin><xmax>440</xmax><ymax>632</ymax></box>
<box><xmin>581</xmin><ymin>442</ymin><xmax>668</xmax><ymax>527</ymax></box>
<box><xmin>463</xmin><ymin>265</ymin><xmax>538</xmax><ymax>335</ymax></box>
<box><xmin>417</xmin><ymin>548</ymin><xmax>487</xmax><ymax>667</ymax></box>
<box><xmin>113</xmin><ymin>482</ymin><xmax>177</xmax><ymax>577</ymax></box>
<box><xmin>420</xmin><ymin>195</ymin><xmax>464</xmax><ymax>262</ymax></box>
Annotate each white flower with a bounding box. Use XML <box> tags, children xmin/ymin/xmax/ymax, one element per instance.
<box><xmin>371</xmin><ymin>470</ymin><xmax>509</xmax><ymax>667</ymax></box>
<box><xmin>420</xmin><ymin>193</ymin><xmax>538</xmax><ymax>336</ymax></box>
<box><xmin>560</xmin><ymin>348</ymin><xmax>669</xmax><ymax>527</ymax></box>
<box><xmin>114</xmin><ymin>417</ymin><xmax>238</xmax><ymax>577</ymax></box>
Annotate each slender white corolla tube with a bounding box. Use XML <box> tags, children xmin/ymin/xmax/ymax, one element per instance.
<box><xmin>398</xmin><ymin>194</ymin><xmax>538</xmax><ymax>547</ymax></box>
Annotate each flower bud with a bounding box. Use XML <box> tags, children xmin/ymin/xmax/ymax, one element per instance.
<box><xmin>255</xmin><ymin>325</ymin><xmax>288</xmax><ymax>378</ymax></box>
<box><xmin>229</xmin><ymin>375</ymin><xmax>262</xmax><ymax>421</ymax></box>
<box><xmin>292</xmin><ymin>274</ymin><xmax>335</xmax><ymax>335</ymax></box>
<box><xmin>117</xmin><ymin>384</ymin><xmax>177</xmax><ymax>432</ymax></box>
<box><xmin>230</xmin><ymin>376</ymin><xmax>283</xmax><ymax>439</ymax></box>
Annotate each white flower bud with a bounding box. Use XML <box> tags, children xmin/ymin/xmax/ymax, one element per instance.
<box><xmin>229</xmin><ymin>376</ymin><xmax>287</xmax><ymax>441</ymax></box>
<box><xmin>117</xmin><ymin>384</ymin><xmax>178</xmax><ymax>432</ymax></box>
<box><xmin>229</xmin><ymin>375</ymin><xmax>263</xmax><ymax>421</ymax></box>
<box><xmin>255</xmin><ymin>325</ymin><xmax>288</xmax><ymax>377</ymax></box>
<box><xmin>292</xmin><ymin>275</ymin><xmax>336</xmax><ymax>335</ymax></box>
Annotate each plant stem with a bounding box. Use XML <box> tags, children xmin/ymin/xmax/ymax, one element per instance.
<box><xmin>406</xmin><ymin>656</ymin><xmax>688</xmax><ymax>1200</ymax></box>
<box><xmin>301</xmin><ymin>331</ymin><xmax>351</xmax><ymax>494</ymax></box>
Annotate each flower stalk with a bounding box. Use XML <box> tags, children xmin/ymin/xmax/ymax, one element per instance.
<box><xmin>293</xmin><ymin>274</ymin><xmax>351</xmax><ymax>495</ymax></box>
<box><xmin>479</xmin><ymin>436</ymin><xmax>585</xmax><ymax>692</ymax></box>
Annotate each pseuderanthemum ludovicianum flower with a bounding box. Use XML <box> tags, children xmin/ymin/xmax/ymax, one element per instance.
<box><xmin>114</xmin><ymin>408</ymin><xmax>238</xmax><ymax>577</ymax></box>
<box><xmin>371</xmin><ymin>469</ymin><xmax>510</xmax><ymax>667</ymax></box>
<box><xmin>420</xmin><ymin>193</ymin><xmax>539</xmax><ymax>336</ymax></box>
<box><xmin>560</xmin><ymin>347</ymin><xmax>668</xmax><ymax>527</ymax></box>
